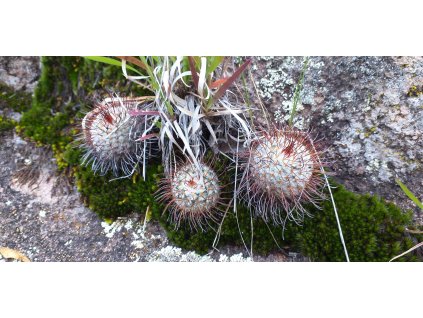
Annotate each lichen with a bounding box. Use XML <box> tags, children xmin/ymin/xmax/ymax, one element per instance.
<box><xmin>407</xmin><ymin>85</ymin><xmax>422</xmax><ymax>97</ymax></box>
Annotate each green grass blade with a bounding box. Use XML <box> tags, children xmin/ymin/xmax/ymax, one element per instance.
<box><xmin>84</xmin><ymin>56</ymin><xmax>143</xmax><ymax>76</ymax></box>
<box><xmin>138</xmin><ymin>56</ymin><xmax>173</xmax><ymax>116</ymax></box>
<box><xmin>396</xmin><ymin>178</ymin><xmax>423</xmax><ymax>210</ymax></box>
<box><xmin>289</xmin><ymin>57</ymin><xmax>309</xmax><ymax>126</ymax></box>
<box><xmin>207</xmin><ymin>56</ymin><xmax>224</xmax><ymax>75</ymax></box>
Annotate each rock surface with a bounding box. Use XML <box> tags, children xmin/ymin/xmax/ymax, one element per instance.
<box><xmin>0</xmin><ymin>56</ymin><xmax>41</xmax><ymax>92</ymax></box>
<box><xmin>251</xmin><ymin>56</ymin><xmax>423</xmax><ymax>223</ymax></box>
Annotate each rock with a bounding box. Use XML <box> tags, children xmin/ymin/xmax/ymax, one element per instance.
<box><xmin>251</xmin><ymin>56</ymin><xmax>423</xmax><ymax>222</ymax></box>
<box><xmin>0</xmin><ymin>56</ymin><xmax>41</xmax><ymax>92</ymax></box>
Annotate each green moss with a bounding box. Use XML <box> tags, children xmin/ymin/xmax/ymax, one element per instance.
<box><xmin>75</xmin><ymin>158</ymin><xmax>163</xmax><ymax>219</ymax></box>
<box><xmin>0</xmin><ymin>115</ymin><xmax>16</xmax><ymax>133</ymax></box>
<box><xmin>0</xmin><ymin>81</ymin><xmax>32</xmax><ymax>134</ymax></box>
<box><xmin>152</xmin><ymin>183</ymin><xmax>418</xmax><ymax>261</ymax></box>
<box><xmin>152</xmin><ymin>203</ymin><xmax>297</xmax><ymax>255</ymax></box>
<box><xmin>0</xmin><ymin>82</ymin><xmax>32</xmax><ymax>113</ymax></box>
<box><xmin>20</xmin><ymin>57</ymin><xmax>123</xmax><ymax>147</ymax></box>
<box><xmin>294</xmin><ymin>185</ymin><xmax>418</xmax><ymax>261</ymax></box>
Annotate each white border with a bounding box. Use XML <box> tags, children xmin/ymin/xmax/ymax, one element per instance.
<box><xmin>0</xmin><ymin>263</ymin><xmax>422</xmax><ymax>317</ymax></box>
<box><xmin>1</xmin><ymin>1</ymin><xmax>422</xmax><ymax>316</ymax></box>
<box><xmin>1</xmin><ymin>0</ymin><xmax>422</xmax><ymax>55</ymax></box>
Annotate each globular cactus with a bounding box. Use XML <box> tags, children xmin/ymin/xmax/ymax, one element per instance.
<box><xmin>80</xmin><ymin>96</ymin><xmax>157</xmax><ymax>176</ymax></box>
<box><xmin>242</xmin><ymin>127</ymin><xmax>325</xmax><ymax>225</ymax></box>
<box><xmin>157</xmin><ymin>162</ymin><xmax>222</xmax><ymax>230</ymax></box>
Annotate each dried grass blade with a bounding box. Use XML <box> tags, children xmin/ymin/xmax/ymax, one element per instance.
<box><xmin>389</xmin><ymin>241</ymin><xmax>423</xmax><ymax>262</ymax></box>
<box><xmin>0</xmin><ymin>246</ymin><xmax>31</xmax><ymax>262</ymax></box>
<box><xmin>188</xmin><ymin>56</ymin><xmax>199</xmax><ymax>90</ymax></box>
<box><xmin>116</xmin><ymin>56</ymin><xmax>148</xmax><ymax>71</ymax></box>
<box><xmin>212</xmin><ymin>58</ymin><xmax>251</xmax><ymax>103</ymax></box>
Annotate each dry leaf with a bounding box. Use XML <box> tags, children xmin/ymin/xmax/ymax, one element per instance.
<box><xmin>0</xmin><ymin>246</ymin><xmax>31</xmax><ymax>262</ymax></box>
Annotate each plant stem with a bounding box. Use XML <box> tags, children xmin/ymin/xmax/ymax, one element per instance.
<box><xmin>289</xmin><ymin>57</ymin><xmax>309</xmax><ymax>127</ymax></box>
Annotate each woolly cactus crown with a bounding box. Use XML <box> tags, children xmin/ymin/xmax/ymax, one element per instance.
<box><xmin>157</xmin><ymin>161</ymin><xmax>223</xmax><ymax>230</ymax></box>
<box><xmin>242</xmin><ymin>127</ymin><xmax>325</xmax><ymax>225</ymax></box>
<box><xmin>80</xmin><ymin>96</ymin><xmax>157</xmax><ymax>176</ymax></box>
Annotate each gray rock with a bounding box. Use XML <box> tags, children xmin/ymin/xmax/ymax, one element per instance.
<box><xmin>251</xmin><ymin>56</ymin><xmax>423</xmax><ymax>222</ymax></box>
<box><xmin>0</xmin><ymin>56</ymin><xmax>41</xmax><ymax>92</ymax></box>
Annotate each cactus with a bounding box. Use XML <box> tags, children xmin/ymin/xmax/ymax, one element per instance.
<box><xmin>241</xmin><ymin>127</ymin><xmax>325</xmax><ymax>225</ymax></box>
<box><xmin>157</xmin><ymin>162</ymin><xmax>222</xmax><ymax>230</ymax></box>
<box><xmin>80</xmin><ymin>96</ymin><xmax>158</xmax><ymax>176</ymax></box>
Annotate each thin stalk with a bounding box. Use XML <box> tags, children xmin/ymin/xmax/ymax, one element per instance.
<box><xmin>241</xmin><ymin>72</ymin><xmax>255</xmax><ymax>131</ymax></box>
<box><xmin>389</xmin><ymin>242</ymin><xmax>423</xmax><ymax>262</ymax></box>
<box><xmin>322</xmin><ymin>167</ymin><xmax>350</xmax><ymax>262</ymax></box>
<box><xmin>311</xmin><ymin>138</ymin><xmax>350</xmax><ymax>262</ymax></box>
<box><xmin>289</xmin><ymin>57</ymin><xmax>309</xmax><ymax>126</ymax></box>
<box><xmin>248</xmin><ymin>67</ymin><xmax>271</xmax><ymax>130</ymax></box>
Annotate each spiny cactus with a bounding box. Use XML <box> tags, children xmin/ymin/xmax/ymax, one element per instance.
<box><xmin>80</xmin><ymin>96</ymin><xmax>158</xmax><ymax>176</ymax></box>
<box><xmin>76</xmin><ymin>57</ymin><xmax>330</xmax><ymax>235</ymax></box>
<box><xmin>157</xmin><ymin>162</ymin><xmax>223</xmax><ymax>230</ymax></box>
<box><xmin>241</xmin><ymin>127</ymin><xmax>325</xmax><ymax>225</ymax></box>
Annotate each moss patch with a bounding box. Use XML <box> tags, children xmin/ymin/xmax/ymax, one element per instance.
<box><xmin>153</xmin><ymin>183</ymin><xmax>418</xmax><ymax>261</ymax></box>
<box><xmin>294</xmin><ymin>185</ymin><xmax>418</xmax><ymax>261</ymax></box>
<box><xmin>75</xmin><ymin>159</ymin><xmax>163</xmax><ymax>220</ymax></box>
<box><xmin>18</xmin><ymin>56</ymin><xmax>144</xmax><ymax>149</ymax></box>
<box><xmin>0</xmin><ymin>81</ymin><xmax>33</xmax><ymax>133</ymax></box>
<box><xmin>0</xmin><ymin>81</ymin><xmax>32</xmax><ymax>113</ymax></box>
<box><xmin>0</xmin><ymin>116</ymin><xmax>16</xmax><ymax>133</ymax></box>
